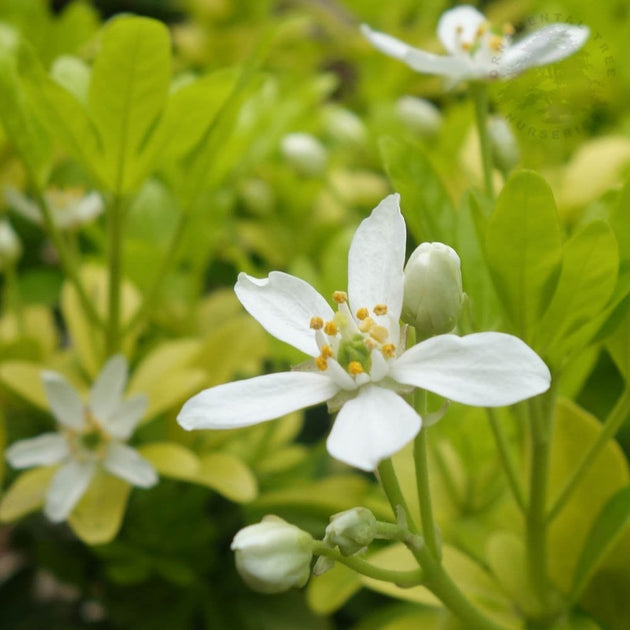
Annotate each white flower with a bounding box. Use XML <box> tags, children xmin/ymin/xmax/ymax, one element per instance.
<box><xmin>6</xmin><ymin>356</ymin><xmax>158</xmax><ymax>522</ymax></box>
<box><xmin>5</xmin><ymin>186</ymin><xmax>104</xmax><ymax>230</ymax></box>
<box><xmin>231</xmin><ymin>515</ymin><xmax>314</xmax><ymax>594</ymax></box>
<box><xmin>395</xmin><ymin>96</ymin><xmax>442</xmax><ymax>137</ymax></box>
<box><xmin>178</xmin><ymin>194</ymin><xmax>550</xmax><ymax>471</ymax></box>
<box><xmin>280</xmin><ymin>133</ymin><xmax>327</xmax><ymax>176</ymax></box>
<box><xmin>325</xmin><ymin>507</ymin><xmax>377</xmax><ymax>556</ymax></box>
<box><xmin>0</xmin><ymin>219</ymin><xmax>21</xmax><ymax>267</ymax></box>
<box><xmin>362</xmin><ymin>5</ymin><xmax>589</xmax><ymax>84</ymax></box>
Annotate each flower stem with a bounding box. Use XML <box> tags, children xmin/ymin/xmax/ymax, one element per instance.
<box><xmin>470</xmin><ymin>82</ymin><xmax>494</xmax><ymax>200</ymax></box>
<box><xmin>413</xmin><ymin>391</ymin><xmax>441</xmax><ymax>559</ymax></box>
<box><xmin>486</xmin><ymin>407</ymin><xmax>527</xmax><ymax>512</ymax></box>
<box><xmin>312</xmin><ymin>542</ymin><xmax>424</xmax><ymax>587</ymax></box>
<box><xmin>547</xmin><ymin>386</ymin><xmax>630</xmax><ymax>523</ymax></box>
<box><xmin>3</xmin><ymin>259</ymin><xmax>25</xmax><ymax>336</ymax></box>
<box><xmin>377</xmin><ymin>457</ymin><xmax>419</xmax><ymax>534</ymax></box>
<box><xmin>106</xmin><ymin>194</ymin><xmax>124</xmax><ymax>355</ymax></box>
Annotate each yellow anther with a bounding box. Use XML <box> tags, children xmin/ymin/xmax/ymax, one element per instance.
<box><xmin>348</xmin><ymin>361</ymin><xmax>364</xmax><ymax>375</ymax></box>
<box><xmin>359</xmin><ymin>317</ymin><xmax>375</xmax><ymax>333</ymax></box>
<box><xmin>476</xmin><ymin>23</ymin><xmax>488</xmax><ymax>38</ymax></box>
<box><xmin>332</xmin><ymin>291</ymin><xmax>348</xmax><ymax>304</ymax></box>
<box><xmin>310</xmin><ymin>316</ymin><xmax>324</xmax><ymax>330</ymax></box>
<box><xmin>503</xmin><ymin>22</ymin><xmax>515</xmax><ymax>35</ymax></box>
<box><xmin>370</xmin><ymin>325</ymin><xmax>389</xmax><ymax>343</ymax></box>
<box><xmin>364</xmin><ymin>338</ymin><xmax>378</xmax><ymax>350</ymax></box>
<box><xmin>315</xmin><ymin>356</ymin><xmax>328</xmax><ymax>370</ymax></box>
<box><xmin>489</xmin><ymin>35</ymin><xmax>503</xmax><ymax>51</ymax></box>
<box><xmin>461</xmin><ymin>41</ymin><xmax>472</xmax><ymax>51</ymax></box>
<box><xmin>356</xmin><ymin>307</ymin><xmax>369</xmax><ymax>321</ymax></box>
<box><xmin>382</xmin><ymin>343</ymin><xmax>396</xmax><ymax>358</ymax></box>
<box><xmin>321</xmin><ymin>344</ymin><xmax>334</xmax><ymax>359</ymax></box>
<box><xmin>373</xmin><ymin>304</ymin><xmax>388</xmax><ymax>316</ymax></box>
<box><xmin>324</xmin><ymin>321</ymin><xmax>338</xmax><ymax>336</ymax></box>
<box><xmin>455</xmin><ymin>25</ymin><xmax>464</xmax><ymax>34</ymax></box>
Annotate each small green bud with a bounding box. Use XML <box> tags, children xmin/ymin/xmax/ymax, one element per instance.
<box><xmin>325</xmin><ymin>507</ymin><xmax>377</xmax><ymax>556</ymax></box>
<box><xmin>488</xmin><ymin>116</ymin><xmax>519</xmax><ymax>174</ymax></box>
<box><xmin>395</xmin><ymin>96</ymin><xmax>442</xmax><ymax>137</ymax></box>
<box><xmin>231</xmin><ymin>515</ymin><xmax>314</xmax><ymax>594</ymax></box>
<box><xmin>402</xmin><ymin>242</ymin><xmax>464</xmax><ymax>337</ymax></box>
<box><xmin>0</xmin><ymin>219</ymin><xmax>21</xmax><ymax>268</ymax></box>
<box><xmin>281</xmin><ymin>133</ymin><xmax>327</xmax><ymax>177</ymax></box>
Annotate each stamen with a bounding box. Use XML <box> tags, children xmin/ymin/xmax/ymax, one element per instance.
<box><xmin>315</xmin><ymin>356</ymin><xmax>328</xmax><ymax>370</ymax></box>
<box><xmin>503</xmin><ymin>22</ymin><xmax>515</xmax><ymax>35</ymax></box>
<box><xmin>364</xmin><ymin>338</ymin><xmax>378</xmax><ymax>350</ymax></box>
<box><xmin>321</xmin><ymin>344</ymin><xmax>334</xmax><ymax>359</ymax></box>
<box><xmin>359</xmin><ymin>317</ymin><xmax>375</xmax><ymax>333</ymax></box>
<box><xmin>455</xmin><ymin>25</ymin><xmax>463</xmax><ymax>34</ymax></box>
<box><xmin>382</xmin><ymin>343</ymin><xmax>396</xmax><ymax>358</ymax></box>
<box><xmin>356</xmin><ymin>307</ymin><xmax>369</xmax><ymax>320</ymax></box>
<box><xmin>373</xmin><ymin>304</ymin><xmax>388</xmax><ymax>316</ymax></box>
<box><xmin>324</xmin><ymin>321</ymin><xmax>338</xmax><ymax>336</ymax></box>
<box><xmin>370</xmin><ymin>325</ymin><xmax>389</xmax><ymax>343</ymax></box>
<box><xmin>332</xmin><ymin>291</ymin><xmax>348</xmax><ymax>304</ymax></box>
<box><xmin>475</xmin><ymin>23</ymin><xmax>488</xmax><ymax>38</ymax></box>
<box><xmin>489</xmin><ymin>35</ymin><xmax>503</xmax><ymax>51</ymax></box>
<box><xmin>348</xmin><ymin>361</ymin><xmax>364</xmax><ymax>375</ymax></box>
<box><xmin>310</xmin><ymin>316</ymin><xmax>324</xmax><ymax>330</ymax></box>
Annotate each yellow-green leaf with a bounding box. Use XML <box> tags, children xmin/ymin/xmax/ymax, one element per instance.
<box><xmin>0</xmin><ymin>467</ymin><xmax>56</xmax><ymax>521</ymax></box>
<box><xmin>196</xmin><ymin>452</ymin><xmax>258</xmax><ymax>503</ymax></box>
<box><xmin>306</xmin><ymin>562</ymin><xmax>362</xmax><ymax>615</ymax></box>
<box><xmin>137</xmin><ymin>442</ymin><xmax>201</xmax><ymax>482</ymax></box>
<box><xmin>0</xmin><ymin>360</ymin><xmax>48</xmax><ymax>410</ymax></box>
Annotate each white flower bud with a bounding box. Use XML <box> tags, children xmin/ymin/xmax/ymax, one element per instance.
<box><xmin>488</xmin><ymin>116</ymin><xmax>519</xmax><ymax>174</ymax></box>
<box><xmin>324</xmin><ymin>507</ymin><xmax>377</xmax><ymax>556</ymax></box>
<box><xmin>395</xmin><ymin>96</ymin><xmax>442</xmax><ymax>137</ymax></box>
<box><xmin>322</xmin><ymin>105</ymin><xmax>367</xmax><ymax>145</ymax></box>
<box><xmin>231</xmin><ymin>515</ymin><xmax>314</xmax><ymax>594</ymax></box>
<box><xmin>0</xmin><ymin>220</ymin><xmax>21</xmax><ymax>267</ymax></box>
<box><xmin>402</xmin><ymin>242</ymin><xmax>464</xmax><ymax>337</ymax></box>
<box><xmin>281</xmin><ymin>133</ymin><xmax>327</xmax><ymax>176</ymax></box>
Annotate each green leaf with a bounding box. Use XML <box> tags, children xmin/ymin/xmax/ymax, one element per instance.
<box><xmin>535</xmin><ymin>221</ymin><xmax>618</xmax><ymax>365</ymax></box>
<box><xmin>0</xmin><ymin>360</ymin><xmax>49</xmax><ymax>410</ymax></box>
<box><xmin>87</xmin><ymin>16</ymin><xmax>171</xmax><ymax>193</ymax></box>
<box><xmin>0</xmin><ymin>466</ymin><xmax>56</xmax><ymax>521</ymax></box>
<box><xmin>570</xmin><ymin>484</ymin><xmax>630</xmax><ymax>601</ymax></box>
<box><xmin>306</xmin><ymin>562</ymin><xmax>361</xmax><ymax>615</ymax></box>
<box><xmin>138</xmin><ymin>442</ymin><xmax>201</xmax><ymax>482</ymax></box>
<box><xmin>609</xmin><ymin>180</ymin><xmax>630</xmax><ymax>267</ymax></box>
<box><xmin>485</xmin><ymin>170</ymin><xmax>562</xmax><ymax>341</ymax></box>
<box><xmin>195</xmin><ymin>452</ymin><xmax>258</xmax><ymax>503</ymax></box>
<box><xmin>380</xmin><ymin>136</ymin><xmax>456</xmax><ymax>244</ymax></box>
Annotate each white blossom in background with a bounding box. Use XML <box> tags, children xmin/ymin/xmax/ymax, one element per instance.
<box><xmin>178</xmin><ymin>194</ymin><xmax>551</xmax><ymax>472</ymax></box>
<box><xmin>280</xmin><ymin>133</ymin><xmax>327</xmax><ymax>177</ymax></box>
<box><xmin>395</xmin><ymin>96</ymin><xmax>442</xmax><ymax>137</ymax></box>
<box><xmin>0</xmin><ymin>219</ymin><xmax>21</xmax><ymax>267</ymax></box>
<box><xmin>362</xmin><ymin>5</ymin><xmax>589</xmax><ymax>85</ymax></box>
<box><xmin>6</xmin><ymin>356</ymin><xmax>158</xmax><ymax>522</ymax></box>
<box><xmin>5</xmin><ymin>186</ymin><xmax>104</xmax><ymax>230</ymax></box>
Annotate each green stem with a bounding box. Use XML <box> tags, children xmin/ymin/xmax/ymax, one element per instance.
<box><xmin>312</xmin><ymin>542</ymin><xmax>424</xmax><ymax>586</ymax></box>
<box><xmin>413</xmin><ymin>389</ymin><xmax>440</xmax><ymax>559</ymax></box>
<box><xmin>486</xmin><ymin>408</ymin><xmax>527</xmax><ymax>512</ymax></box>
<box><xmin>377</xmin><ymin>457</ymin><xmax>419</xmax><ymax>534</ymax></box>
<box><xmin>34</xmin><ymin>189</ymin><xmax>104</xmax><ymax>329</ymax></box>
<box><xmin>106</xmin><ymin>195</ymin><xmax>124</xmax><ymax>355</ymax></box>
<box><xmin>470</xmin><ymin>82</ymin><xmax>494</xmax><ymax>200</ymax></box>
<box><xmin>3</xmin><ymin>259</ymin><xmax>25</xmax><ymax>336</ymax></box>
<box><xmin>548</xmin><ymin>386</ymin><xmax>630</xmax><ymax>523</ymax></box>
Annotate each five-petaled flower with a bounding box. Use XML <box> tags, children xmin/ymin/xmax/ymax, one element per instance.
<box><xmin>361</xmin><ymin>4</ymin><xmax>589</xmax><ymax>85</ymax></box>
<box><xmin>6</xmin><ymin>356</ymin><xmax>158</xmax><ymax>522</ymax></box>
<box><xmin>178</xmin><ymin>194</ymin><xmax>551</xmax><ymax>471</ymax></box>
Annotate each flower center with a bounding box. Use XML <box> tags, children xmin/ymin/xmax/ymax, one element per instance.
<box><xmin>454</xmin><ymin>20</ymin><xmax>513</xmax><ymax>61</ymax></box>
<box><xmin>65</xmin><ymin>411</ymin><xmax>110</xmax><ymax>461</ymax></box>
<box><xmin>310</xmin><ymin>290</ymin><xmax>397</xmax><ymax>378</ymax></box>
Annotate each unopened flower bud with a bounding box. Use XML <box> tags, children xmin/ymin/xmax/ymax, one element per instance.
<box><xmin>488</xmin><ymin>116</ymin><xmax>519</xmax><ymax>174</ymax></box>
<box><xmin>281</xmin><ymin>133</ymin><xmax>327</xmax><ymax>176</ymax></box>
<box><xmin>324</xmin><ymin>507</ymin><xmax>377</xmax><ymax>556</ymax></box>
<box><xmin>395</xmin><ymin>96</ymin><xmax>442</xmax><ymax>137</ymax></box>
<box><xmin>402</xmin><ymin>242</ymin><xmax>464</xmax><ymax>337</ymax></box>
<box><xmin>231</xmin><ymin>515</ymin><xmax>314</xmax><ymax>594</ymax></box>
<box><xmin>0</xmin><ymin>220</ymin><xmax>21</xmax><ymax>267</ymax></box>
<box><xmin>322</xmin><ymin>105</ymin><xmax>367</xmax><ymax>145</ymax></box>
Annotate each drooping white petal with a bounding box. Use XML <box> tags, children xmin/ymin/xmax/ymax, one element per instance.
<box><xmin>498</xmin><ymin>24</ymin><xmax>590</xmax><ymax>77</ymax></box>
<box><xmin>90</xmin><ymin>355</ymin><xmax>128</xmax><ymax>424</ymax></box>
<box><xmin>4</xmin><ymin>188</ymin><xmax>42</xmax><ymax>223</ymax></box>
<box><xmin>104</xmin><ymin>393</ymin><xmax>147</xmax><ymax>440</ymax></box>
<box><xmin>44</xmin><ymin>460</ymin><xmax>95</xmax><ymax>522</ymax></box>
<box><xmin>235</xmin><ymin>272</ymin><xmax>334</xmax><ymax>357</ymax></box>
<box><xmin>6</xmin><ymin>433</ymin><xmax>70</xmax><ymax>468</ymax></box>
<box><xmin>42</xmin><ymin>371</ymin><xmax>85</xmax><ymax>430</ymax></box>
<box><xmin>347</xmin><ymin>194</ymin><xmax>406</xmax><ymax>319</ymax></box>
<box><xmin>103</xmin><ymin>443</ymin><xmax>158</xmax><ymax>488</ymax></box>
<box><xmin>390</xmin><ymin>332</ymin><xmax>551</xmax><ymax>407</ymax></box>
<box><xmin>360</xmin><ymin>25</ymin><xmax>473</xmax><ymax>79</ymax></box>
<box><xmin>326</xmin><ymin>385</ymin><xmax>421</xmax><ymax>471</ymax></box>
<box><xmin>437</xmin><ymin>5</ymin><xmax>486</xmax><ymax>54</ymax></box>
<box><xmin>178</xmin><ymin>371</ymin><xmax>340</xmax><ymax>430</ymax></box>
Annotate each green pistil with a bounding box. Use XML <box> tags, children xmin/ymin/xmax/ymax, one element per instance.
<box><xmin>337</xmin><ymin>334</ymin><xmax>372</xmax><ymax>373</ymax></box>
<box><xmin>81</xmin><ymin>429</ymin><xmax>105</xmax><ymax>451</ymax></box>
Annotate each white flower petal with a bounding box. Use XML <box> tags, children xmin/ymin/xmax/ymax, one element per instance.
<box><xmin>235</xmin><ymin>271</ymin><xmax>334</xmax><ymax>357</ymax></box>
<box><xmin>42</xmin><ymin>371</ymin><xmax>85</xmax><ymax>430</ymax></box>
<box><xmin>499</xmin><ymin>24</ymin><xmax>590</xmax><ymax>77</ymax></box>
<box><xmin>44</xmin><ymin>460</ymin><xmax>95</xmax><ymax>522</ymax></box>
<box><xmin>104</xmin><ymin>394</ymin><xmax>147</xmax><ymax>440</ymax></box>
<box><xmin>90</xmin><ymin>355</ymin><xmax>128</xmax><ymax>423</ymax></box>
<box><xmin>437</xmin><ymin>5</ymin><xmax>486</xmax><ymax>54</ymax></box>
<box><xmin>178</xmin><ymin>371</ymin><xmax>339</xmax><ymax>430</ymax></box>
<box><xmin>327</xmin><ymin>385</ymin><xmax>421</xmax><ymax>471</ymax></box>
<box><xmin>324</xmin><ymin>359</ymin><xmax>358</xmax><ymax>391</ymax></box>
<box><xmin>5</xmin><ymin>187</ymin><xmax>42</xmax><ymax>224</ymax></box>
<box><xmin>348</xmin><ymin>194</ymin><xmax>406</xmax><ymax>319</ymax></box>
<box><xmin>103</xmin><ymin>443</ymin><xmax>158</xmax><ymax>488</ymax></box>
<box><xmin>361</xmin><ymin>25</ymin><xmax>473</xmax><ymax>80</ymax></box>
<box><xmin>74</xmin><ymin>192</ymin><xmax>104</xmax><ymax>225</ymax></box>
<box><xmin>6</xmin><ymin>433</ymin><xmax>69</xmax><ymax>468</ymax></box>
<box><xmin>390</xmin><ymin>332</ymin><xmax>551</xmax><ymax>407</ymax></box>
